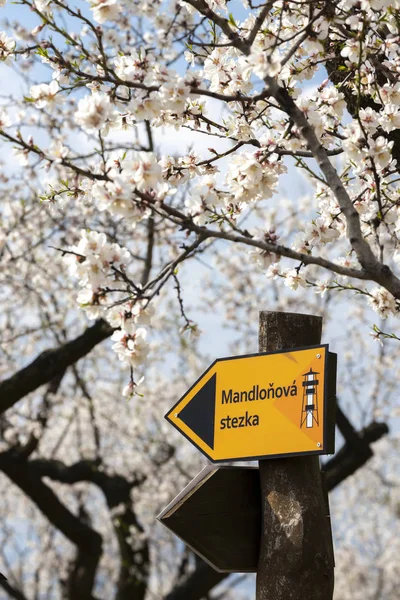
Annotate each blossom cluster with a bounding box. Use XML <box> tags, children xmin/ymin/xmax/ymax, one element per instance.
<box><xmin>88</xmin><ymin>151</ymin><xmax>162</xmax><ymax>226</ymax></box>
<box><xmin>2</xmin><ymin>0</ymin><xmax>400</xmax><ymax>370</ymax></box>
<box><xmin>2</xmin><ymin>2</ymin><xmax>400</xmax><ymax>600</ymax></box>
<box><xmin>65</xmin><ymin>231</ymin><xmax>151</xmax><ymax>382</ymax></box>
<box><xmin>226</xmin><ymin>152</ymin><xmax>285</xmax><ymax>204</ymax></box>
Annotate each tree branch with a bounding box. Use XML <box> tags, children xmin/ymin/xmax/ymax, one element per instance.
<box><xmin>0</xmin><ymin>319</ymin><xmax>113</xmax><ymax>415</ymax></box>
<box><xmin>180</xmin><ymin>2</ymin><xmax>400</xmax><ymax>298</ymax></box>
<box><xmin>0</xmin><ymin>451</ymin><xmax>103</xmax><ymax>600</ymax></box>
<box><xmin>0</xmin><ymin>578</ymin><xmax>28</xmax><ymax>600</ymax></box>
<box><xmin>154</xmin><ymin>199</ymin><xmax>371</xmax><ymax>280</ymax></box>
<box><xmin>247</xmin><ymin>2</ymin><xmax>274</xmax><ymax>47</ymax></box>
<box><xmin>324</xmin><ymin>421</ymin><xmax>389</xmax><ymax>491</ymax></box>
<box><xmin>27</xmin><ymin>458</ymin><xmax>149</xmax><ymax>600</ymax></box>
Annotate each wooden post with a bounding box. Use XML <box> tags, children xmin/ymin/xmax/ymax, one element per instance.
<box><xmin>256</xmin><ymin>312</ymin><xmax>334</xmax><ymax>600</ymax></box>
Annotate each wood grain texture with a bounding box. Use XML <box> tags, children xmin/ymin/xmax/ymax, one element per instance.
<box><xmin>256</xmin><ymin>311</ymin><xmax>334</xmax><ymax>600</ymax></box>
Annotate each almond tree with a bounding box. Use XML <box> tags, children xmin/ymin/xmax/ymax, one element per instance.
<box><xmin>0</xmin><ymin>0</ymin><xmax>399</xmax><ymax>598</ymax></box>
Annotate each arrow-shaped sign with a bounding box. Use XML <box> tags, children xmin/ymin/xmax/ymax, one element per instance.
<box><xmin>165</xmin><ymin>345</ymin><xmax>336</xmax><ymax>462</ymax></box>
<box><xmin>158</xmin><ymin>465</ymin><xmax>260</xmax><ymax>573</ymax></box>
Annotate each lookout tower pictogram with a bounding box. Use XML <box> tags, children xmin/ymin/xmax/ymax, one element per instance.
<box><xmin>300</xmin><ymin>368</ymin><xmax>320</xmax><ymax>429</ymax></box>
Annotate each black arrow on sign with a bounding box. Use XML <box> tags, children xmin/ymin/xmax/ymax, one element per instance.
<box><xmin>157</xmin><ymin>465</ymin><xmax>260</xmax><ymax>573</ymax></box>
<box><xmin>177</xmin><ymin>373</ymin><xmax>216</xmax><ymax>450</ymax></box>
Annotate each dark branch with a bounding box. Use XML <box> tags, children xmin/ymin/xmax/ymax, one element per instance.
<box><xmin>0</xmin><ymin>319</ymin><xmax>113</xmax><ymax>415</ymax></box>
<box><xmin>0</xmin><ymin>578</ymin><xmax>28</xmax><ymax>600</ymax></box>
<box><xmin>324</xmin><ymin>420</ymin><xmax>389</xmax><ymax>491</ymax></box>
<box><xmin>27</xmin><ymin>458</ymin><xmax>149</xmax><ymax>600</ymax></box>
<box><xmin>164</xmin><ymin>560</ymin><xmax>226</xmax><ymax>600</ymax></box>
<box><xmin>0</xmin><ymin>451</ymin><xmax>103</xmax><ymax>600</ymax></box>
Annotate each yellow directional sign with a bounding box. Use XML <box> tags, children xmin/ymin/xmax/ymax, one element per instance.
<box><xmin>165</xmin><ymin>345</ymin><xmax>336</xmax><ymax>462</ymax></box>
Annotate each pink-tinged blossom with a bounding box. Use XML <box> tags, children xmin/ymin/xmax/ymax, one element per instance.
<box><xmin>90</xmin><ymin>153</ymin><xmax>161</xmax><ymax>225</ymax></box>
<box><xmin>248</xmin><ymin>249</ymin><xmax>278</xmax><ymax>271</ymax></box>
<box><xmin>184</xmin><ymin>178</ymin><xmax>222</xmax><ymax>225</ymax></box>
<box><xmin>379</xmin><ymin>83</ymin><xmax>400</xmax><ymax>106</ymax></box>
<box><xmin>205</xmin><ymin>0</ymin><xmax>227</xmax><ymax>11</ymax></box>
<box><xmin>225</xmin><ymin>116</ymin><xmax>254</xmax><ymax>142</ymax></box>
<box><xmin>106</xmin><ymin>300</ymin><xmax>154</xmax><ymax>334</ymax></box>
<box><xmin>318</xmin><ymin>86</ymin><xmax>346</xmax><ymax>118</ymax></box>
<box><xmin>341</xmin><ymin>38</ymin><xmax>363</xmax><ymax>63</ymax></box>
<box><xmin>76</xmin><ymin>286</ymin><xmax>107</xmax><ymax>319</ymax></box>
<box><xmin>343</xmin><ymin>123</ymin><xmax>365</xmax><ymax>163</ymax></box>
<box><xmin>91</xmin><ymin>177</ymin><xmax>146</xmax><ymax>224</ymax></box>
<box><xmin>128</xmin><ymin>91</ymin><xmax>161</xmax><ymax>121</ymax></box>
<box><xmin>292</xmin><ymin>232</ymin><xmax>311</xmax><ymax>255</ymax></box>
<box><xmin>158</xmin><ymin>77</ymin><xmax>190</xmax><ymax>114</ymax></box>
<box><xmin>202</xmin><ymin>47</ymin><xmax>246</xmax><ymax>93</ymax></box>
<box><xmin>335</xmin><ymin>256</ymin><xmax>360</xmax><ymax>275</ymax></box>
<box><xmin>114</xmin><ymin>50</ymin><xmax>155</xmax><ymax>83</ymax></box>
<box><xmin>304</xmin><ymin>219</ymin><xmax>340</xmax><ymax>248</ymax></box>
<box><xmin>358</xmin><ymin>107</ymin><xmax>379</xmax><ymax>134</ymax></box>
<box><xmin>65</xmin><ymin>230</ymin><xmax>130</xmax><ymax>289</ymax></box>
<box><xmin>122</xmin><ymin>376</ymin><xmax>145</xmax><ymax>399</ymax></box>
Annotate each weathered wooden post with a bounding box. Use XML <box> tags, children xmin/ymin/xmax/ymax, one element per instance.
<box><xmin>160</xmin><ymin>309</ymin><xmax>336</xmax><ymax>597</ymax></box>
<box><xmin>256</xmin><ymin>311</ymin><xmax>334</xmax><ymax>600</ymax></box>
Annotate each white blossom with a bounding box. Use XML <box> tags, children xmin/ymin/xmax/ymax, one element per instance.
<box><xmin>90</xmin><ymin>0</ymin><xmax>120</xmax><ymax>24</ymax></box>
<box><xmin>185</xmin><ymin>178</ymin><xmax>222</xmax><ymax>225</ymax></box>
<box><xmin>158</xmin><ymin>77</ymin><xmax>190</xmax><ymax>114</ymax></box>
<box><xmin>30</xmin><ymin>81</ymin><xmax>60</xmax><ymax>109</ymax></box>
<box><xmin>111</xmin><ymin>328</ymin><xmax>149</xmax><ymax>368</ymax></box>
<box><xmin>368</xmin><ymin>136</ymin><xmax>394</xmax><ymax>170</ymax></box>
<box><xmin>367</xmin><ymin>287</ymin><xmax>397</xmax><ymax>318</ymax></box>
<box><xmin>247</xmin><ymin>47</ymin><xmax>281</xmax><ymax>80</ymax></box>
<box><xmin>314</xmin><ymin>280</ymin><xmax>330</xmax><ymax>296</ymax></box>
<box><xmin>75</xmin><ymin>92</ymin><xmax>115</xmax><ymax>133</ymax></box>
<box><xmin>226</xmin><ymin>152</ymin><xmax>281</xmax><ymax>203</ymax></box>
<box><xmin>0</xmin><ymin>31</ymin><xmax>15</xmax><ymax>62</ymax></box>
<box><xmin>34</xmin><ymin>0</ymin><xmax>53</xmax><ymax>14</ymax></box>
<box><xmin>265</xmin><ymin>263</ymin><xmax>281</xmax><ymax>279</ymax></box>
<box><xmin>283</xmin><ymin>268</ymin><xmax>307</xmax><ymax>290</ymax></box>
<box><xmin>0</xmin><ymin>109</ymin><xmax>11</xmax><ymax>127</ymax></box>
<box><xmin>379</xmin><ymin>104</ymin><xmax>400</xmax><ymax>133</ymax></box>
<box><xmin>121</xmin><ymin>151</ymin><xmax>162</xmax><ymax>192</ymax></box>
<box><xmin>47</xmin><ymin>139</ymin><xmax>69</xmax><ymax>162</ymax></box>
